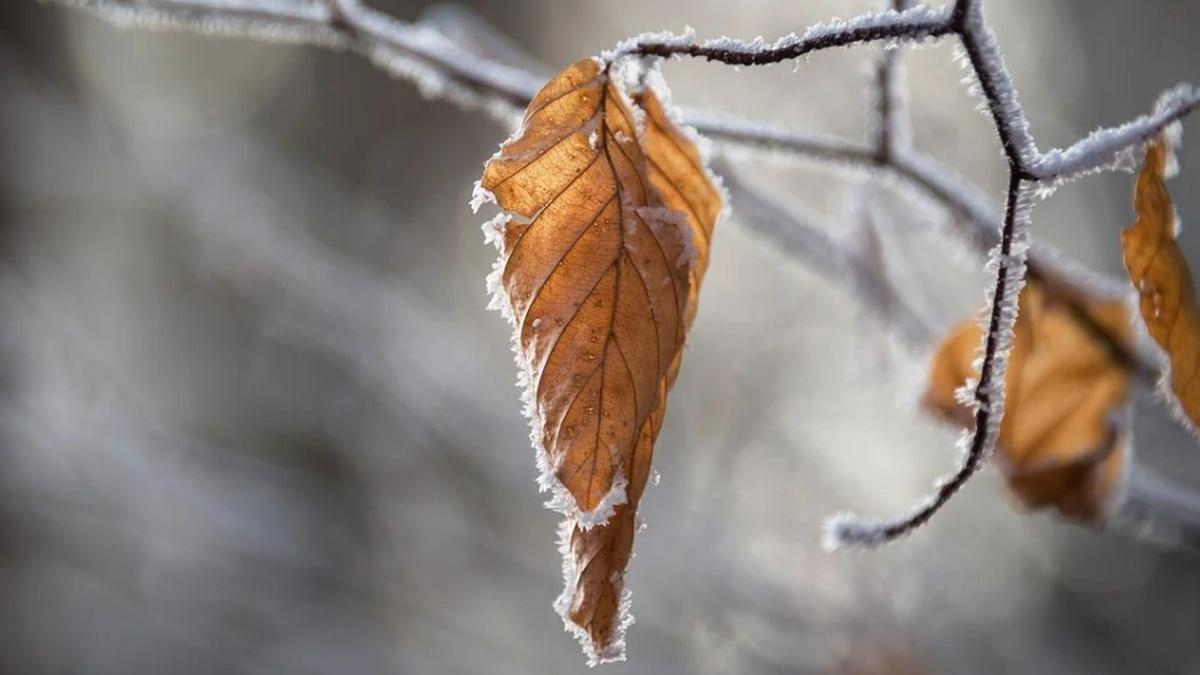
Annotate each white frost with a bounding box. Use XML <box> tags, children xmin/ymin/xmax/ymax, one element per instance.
<box><xmin>696</xmin><ymin>4</ymin><xmax>949</xmax><ymax>60</ymax></box>
<box><xmin>478</xmin><ymin>184</ymin><xmax>632</xmax><ymax>531</ymax></box>
<box><xmin>640</xmin><ymin>64</ymin><xmax>733</xmax><ymax>227</ymax></box>
<box><xmin>1032</xmin><ymin>84</ymin><xmax>1198</xmax><ymax>180</ymax></box>
<box><xmin>825</xmin><ymin>182</ymin><xmax>1037</xmax><ymax>549</ymax></box>
<box><xmin>956</xmin><ymin>2</ymin><xmax>1040</xmax><ymax>169</ymax></box>
<box><xmin>552</xmin><ymin>519</ymin><xmax>636</xmax><ymax>666</ymax></box>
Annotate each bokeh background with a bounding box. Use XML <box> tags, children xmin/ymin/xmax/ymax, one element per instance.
<box><xmin>3</xmin><ymin>1</ymin><xmax>1200</xmax><ymax>673</ymax></box>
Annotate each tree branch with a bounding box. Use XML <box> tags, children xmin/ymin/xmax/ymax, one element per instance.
<box><xmin>623</xmin><ymin>5</ymin><xmax>953</xmax><ymax>64</ymax></box>
<box><xmin>870</xmin><ymin>0</ymin><xmax>913</xmax><ymax>162</ymax></box>
<box><xmin>828</xmin><ymin>171</ymin><xmax>1033</xmax><ymax>547</ymax></box>
<box><xmin>1031</xmin><ymin>84</ymin><xmax>1200</xmax><ymax>179</ymax></box>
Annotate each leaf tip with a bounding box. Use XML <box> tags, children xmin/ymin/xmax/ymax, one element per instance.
<box><xmin>821</xmin><ymin>512</ymin><xmax>875</xmax><ymax>552</ymax></box>
<box><xmin>552</xmin><ymin>519</ymin><xmax>636</xmax><ymax>666</ymax></box>
<box><xmin>469</xmin><ymin>179</ymin><xmax>496</xmax><ymax>213</ymax></box>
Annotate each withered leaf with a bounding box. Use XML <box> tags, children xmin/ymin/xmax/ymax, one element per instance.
<box><xmin>636</xmin><ymin>88</ymin><xmax>722</xmax><ymax>334</ymax></box>
<box><xmin>1122</xmin><ymin>136</ymin><xmax>1200</xmax><ymax>431</ymax></box>
<box><xmin>923</xmin><ymin>284</ymin><xmax>1132</xmax><ymax>522</ymax></box>
<box><xmin>477</xmin><ymin>60</ymin><xmax>721</xmax><ymax>661</ymax></box>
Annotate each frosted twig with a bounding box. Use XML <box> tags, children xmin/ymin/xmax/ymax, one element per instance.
<box><xmin>622</xmin><ymin>4</ymin><xmax>953</xmax><ymax>64</ymax></box>
<box><xmin>48</xmin><ymin>0</ymin><xmax>543</xmax><ymax>124</ymax></box>
<box><xmin>869</xmin><ymin>0</ymin><xmax>914</xmax><ymax>161</ymax></box>
<box><xmin>1031</xmin><ymin>84</ymin><xmax>1200</xmax><ymax>180</ymax></box>
<box><xmin>951</xmin><ymin>0</ymin><xmax>1039</xmax><ymax>171</ymax></box>
<box><xmin>828</xmin><ymin>172</ymin><xmax>1035</xmax><ymax>548</ymax></box>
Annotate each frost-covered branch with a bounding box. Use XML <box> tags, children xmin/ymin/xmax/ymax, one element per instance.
<box><xmin>622</xmin><ymin>5</ymin><xmax>953</xmax><ymax>65</ymax></box>
<box><xmin>828</xmin><ymin>171</ymin><xmax>1034</xmax><ymax>547</ymax></box>
<box><xmin>49</xmin><ymin>0</ymin><xmax>542</xmax><ymax>123</ymax></box>
<box><xmin>951</xmin><ymin>0</ymin><xmax>1038</xmax><ymax>171</ymax></box>
<box><xmin>1031</xmin><ymin>84</ymin><xmax>1200</xmax><ymax>180</ymax></box>
<box><xmin>870</xmin><ymin>0</ymin><xmax>914</xmax><ymax>161</ymax></box>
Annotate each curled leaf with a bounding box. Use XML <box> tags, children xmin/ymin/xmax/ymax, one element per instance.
<box><xmin>636</xmin><ymin>87</ymin><xmax>723</xmax><ymax>331</ymax></box>
<box><xmin>476</xmin><ymin>60</ymin><xmax>721</xmax><ymax>661</ymax></box>
<box><xmin>1122</xmin><ymin>136</ymin><xmax>1200</xmax><ymax>431</ymax></box>
<box><xmin>923</xmin><ymin>284</ymin><xmax>1132</xmax><ymax>522</ymax></box>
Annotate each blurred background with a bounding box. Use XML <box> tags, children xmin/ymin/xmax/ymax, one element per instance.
<box><xmin>2</xmin><ymin>1</ymin><xmax>1200</xmax><ymax>673</ymax></box>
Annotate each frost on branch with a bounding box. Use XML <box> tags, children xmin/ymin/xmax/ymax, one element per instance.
<box><xmin>1032</xmin><ymin>84</ymin><xmax>1199</xmax><ymax>180</ymax></box>
<box><xmin>826</xmin><ymin>180</ymin><xmax>1038</xmax><ymax>549</ymax></box>
<box><xmin>955</xmin><ymin>2</ymin><xmax>1039</xmax><ymax>168</ymax></box>
<box><xmin>53</xmin><ymin>0</ymin><xmax>545</xmax><ymax>126</ymax></box>
<box><xmin>52</xmin><ymin>0</ymin><xmax>347</xmax><ymax>47</ymax></box>
<box><xmin>922</xmin><ymin>283</ymin><xmax>1134</xmax><ymax>523</ymax></box>
<box><xmin>621</xmin><ymin>3</ymin><xmax>951</xmax><ymax>65</ymax></box>
<box><xmin>473</xmin><ymin>57</ymin><xmax>721</xmax><ymax>662</ymax></box>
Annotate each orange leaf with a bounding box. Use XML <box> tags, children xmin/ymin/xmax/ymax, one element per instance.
<box><xmin>477</xmin><ymin>60</ymin><xmax>721</xmax><ymax>661</ymax></box>
<box><xmin>1122</xmin><ymin>137</ymin><xmax>1200</xmax><ymax>431</ymax></box>
<box><xmin>922</xmin><ymin>284</ymin><xmax>1132</xmax><ymax>522</ymax></box>
<box><xmin>636</xmin><ymin>88</ymin><xmax>722</xmax><ymax>333</ymax></box>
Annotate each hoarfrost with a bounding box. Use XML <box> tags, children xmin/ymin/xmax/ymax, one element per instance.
<box><xmin>552</xmin><ymin>520</ymin><xmax>636</xmax><ymax>666</ymax></box>
<box><xmin>956</xmin><ymin>2</ymin><xmax>1040</xmax><ymax>168</ymax></box>
<box><xmin>825</xmin><ymin>183</ymin><xmax>1036</xmax><ymax>548</ymax></box>
<box><xmin>603</xmin><ymin>26</ymin><xmax>695</xmax><ymax>63</ymax></box>
<box><xmin>695</xmin><ymin>4</ymin><xmax>949</xmax><ymax>59</ymax></box>
<box><xmin>1031</xmin><ymin>84</ymin><xmax>1198</xmax><ymax>180</ymax></box>
<box><xmin>634</xmin><ymin>206</ymin><xmax>698</xmax><ymax>271</ymax></box>
<box><xmin>640</xmin><ymin>65</ymin><xmax>733</xmax><ymax>226</ymax></box>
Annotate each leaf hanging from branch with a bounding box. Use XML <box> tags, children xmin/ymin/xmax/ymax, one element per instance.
<box><xmin>1122</xmin><ymin>136</ymin><xmax>1200</xmax><ymax>432</ymax></box>
<box><xmin>475</xmin><ymin>58</ymin><xmax>722</xmax><ymax>662</ymax></box>
<box><xmin>923</xmin><ymin>284</ymin><xmax>1133</xmax><ymax>522</ymax></box>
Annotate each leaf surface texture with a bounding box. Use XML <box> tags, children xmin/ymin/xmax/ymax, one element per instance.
<box><xmin>1122</xmin><ymin>137</ymin><xmax>1200</xmax><ymax>431</ymax></box>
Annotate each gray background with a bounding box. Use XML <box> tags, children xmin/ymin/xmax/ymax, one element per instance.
<box><xmin>2</xmin><ymin>1</ymin><xmax>1199</xmax><ymax>673</ymax></box>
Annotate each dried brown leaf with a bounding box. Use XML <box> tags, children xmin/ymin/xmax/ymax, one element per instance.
<box><xmin>636</xmin><ymin>88</ymin><xmax>722</xmax><ymax>332</ymax></box>
<box><xmin>1122</xmin><ymin>136</ymin><xmax>1200</xmax><ymax>431</ymax></box>
<box><xmin>477</xmin><ymin>60</ymin><xmax>721</xmax><ymax>661</ymax></box>
<box><xmin>923</xmin><ymin>284</ymin><xmax>1132</xmax><ymax>522</ymax></box>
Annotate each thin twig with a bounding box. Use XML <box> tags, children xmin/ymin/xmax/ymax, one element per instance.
<box><xmin>870</xmin><ymin>0</ymin><xmax>913</xmax><ymax>162</ymax></box>
<box><xmin>952</xmin><ymin>1</ymin><xmax>1038</xmax><ymax>173</ymax></box>
<box><xmin>625</xmin><ymin>5</ymin><xmax>954</xmax><ymax>64</ymax></box>
<box><xmin>828</xmin><ymin>171</ymin><xmax>1033</xmax><ymax>547</ymax></box>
